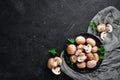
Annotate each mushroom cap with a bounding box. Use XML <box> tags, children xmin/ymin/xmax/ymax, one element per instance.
<box><xmin>52</xmin><ymin>67</ymin><xmax>61</xmax><ymax>75</ymax></box>
<box><xmin>48</xmin><ymin>58</ymin><xmax>55</xmax><ymax>69</ymax></box>
<box><xmin>100</xmin><ymin>32</ymin><xmax>107</xmax><ymax>40</ymax></box>
<box><xmin>77</xmin><ymin>44</ymin><xmax>84</xmax><ymax>50</ymax></box>
<box><xmin>54</xmin><ymin>57</ymin><xmax>62</xmax><ymax>66</ymax></box>
<box><xmin>75</xmin><ymin>50</ymin><xmax>82</xmax><ymax>56</ymax></box>
<box><xmin>93</xmin><ymin>53</ymin><xmax>99</xmax><ymax>62</ymax></box>
<box><xmin>86</xmin><ymin>53</ymin><xmax>94</xmax><ymax>60</ymax></box>
<box><xmin>70</xmin><ymin>55</ymin><xmax>77</xmax><ymax>63</ymax></box>
<box><xmin>75</xmin><ymin>36</ymin><xmax>86</xmax><ymax>44</ymax></box>
<box><xmin>67</xmin><ymin>44</ymin><xmax>76</xmax><ymax>55</ymax></box>
<box><xmin>106</xmin><ymin>24</ymin><xmax>113</xmax><ymax>33</ymax></box>
<box><xmin>86</xmin><ymin>38</ymin><xmax>96</xmax><ymax>46</ymax></box>
<box><xmin>76</xmin><ymin>62</ymin><xmax>86</xmax><ymax>69</ymax></box>
<box><xmin>87</xmin><ymin>60</ymin><xmax>97</xmax><ymax>68</ymax></box>
<box><xmin>97</xmin><ymin>23</ymin><xmax>106</xmax><ymax>32</ymax></box>
<box><xmin>84</xmin><ymin>44</ymin><xmax>92</xmax><ymax>53</ymax></box>
<box><xmin>92</xmin><ymin>46</ymin><xmax>98</xmax><ymax>53</ymax></box>
<box><xmin>77</xmin><ymin>53</ymin><xmax>87</xmax><ymax>62</ymax></box>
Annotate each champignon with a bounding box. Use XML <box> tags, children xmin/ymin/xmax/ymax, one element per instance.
<box><xmin>86</xmin><ymin>38</ymin><xmax>96</xmax><ymax>46</ymax></box>
<box><xmin>67</xmin><ymin>44</ymin><xmax>76</xmax><ymax>55</ymax></box>
<box><xmin>100</xmin><ymin>31</ymin><xmax>107</xmax><ymax>40</ymax></box>
<box><xmin>86</xmin><ymin>53</ymin><xmax>94</xmax><ymax>60</ymax></box>
<box><xmin>97</xmin><ymin>23</ymin><xmax>106</xmax><ymax>32</ymax></box>
<box><xmin>48</xmin><ymin>58</ymin><xmax>55</xmax><ymax>69</ymax></box>
<box><xmin>76</xmin><ymin>62</ymin><xmax>86</xmax><ymax>69</ymax></box>
<box><xmin>70</xmin><ymin>55</ymin><xmax>77</xmax><ymax>63</ymax></box>
<box><xmin>87</xmin><ymin>60</ymin><xmax>97</xmax><ymax>68</ymax></box>
<box><xmin>77</xmin><ymin>44</ymin><xmax>84</xmax><ymax>50</ymax></box>
<box><xmin>75</xmin><ymin>50</ymin><xmax>82</xmax><ymax>56</ymax></box>
<box><xmin>52</xmin><ymin>67</ymin><xmax>61</xmax><ymax>75</ymax></box>
<box><xmin>77</xmin><ymin>53</ymin><xmax>87</xmax><ymax>62</ymax></box>
<box><xmin>54</xmin><ymin>57</ymin><xmax>62</xmax><ymax>66</ymax></box>
<box><xmin>92</xmin><ymin>46</ymin><xmax>98</xmax><ymax>53</ymax></box>
<box><xmin>93</xmin><ymin>53</ymin><xmax>99</xmax><ymax>62</ymax></box>
<box><xmin>106</xmin><ymin>24</ymin><xmax>113</xmax><ymax>33</ymax></box>
<box><xmin>75</xmin><ymin>36</ymin><xmax>86</xmax><ymax>44</ymax></box>
<box><xmin>84</xmin><ymin>44</ymin><xmax>92</xmax><ymax>53</ymax></box>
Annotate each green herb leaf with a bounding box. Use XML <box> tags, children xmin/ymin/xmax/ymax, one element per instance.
<box><xmin>48</xmin><ymin>48</ymin><xmax>57</xmax><ymax>56</ymax></box>
<box><xmin>97</xmin><ymin>45</ymin><xmax>105</xmax><ymax>60</ymax></box>
<box><xmin>68</xmin><ymin>38</ymin><xmax>75</xmax><ymax>44</ymax></box>
<box><xmin>89</xmin><ymin>21</ymin><xmax>97</xmax><ymax>29</ymax></box>
<box><xmin>99</xmin><ymin>55</ymin><xmax>104</xmax><ymax>60</ymax></box>
<box><xmin>65</xmin><ymin>56</ymin><xmax>74</xmax><ymax>67</ymax></box>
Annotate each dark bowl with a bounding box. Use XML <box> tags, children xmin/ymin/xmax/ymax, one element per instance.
<box><xmin>63</xmin><ymin>33</ymin><xmax>103</xmax><ymax>73</ymax></box>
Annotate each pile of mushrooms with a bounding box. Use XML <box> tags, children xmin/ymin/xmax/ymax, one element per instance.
<box><xmin>67</xmin><ymin>36</ymin><xmax>99</xmax><ymax>69</ymax></box>
<box><xmin>47</xmin><ymin>57</ymin><xmax>62</xmax><ymax>75</ymax></box>
<box><xmin>97</xmin><ymin>23</ymin><xmax>113</xmax><ymax>40</ymax></box>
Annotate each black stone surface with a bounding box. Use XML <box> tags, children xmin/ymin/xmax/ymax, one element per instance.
<box><xmin>0</xmin><ymin>0</ymin><xmax>119</xmax><ymax>80</ymax></box>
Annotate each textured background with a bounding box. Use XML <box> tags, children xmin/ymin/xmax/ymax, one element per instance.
<box><xmin>0</xmin><ymin>0</ymin><xmax>120</xmax><ymax>80</ymax></box>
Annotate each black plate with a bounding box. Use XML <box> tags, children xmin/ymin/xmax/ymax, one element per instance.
<box><xmin>63</xmin><ymin>33</ymin><xmax>103</xmax><ymax>73</ymax></box>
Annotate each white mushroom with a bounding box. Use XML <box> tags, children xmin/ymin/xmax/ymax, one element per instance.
<box><xmin>75</xmin><ymin>50</ymin><xmax>82</xmax><ymax>56</ymax></box>
<box><xmin>106</xmin><ymin>24</ymin><xmax>113</xmax><ymax>33</ymax></box>
<box><xmin>87</xmin><ymin>60</ymin><xmax>97</xmax><ymax>68</ymax></box>
<box><xmin>54</xmin><ymin>57</ymin><xmax>62</xmax><ymax>66</ymax></box>
<box><xmin>52</xmin><ymin>67</ymin><xmax>61</xmax><ymax>75</ymax></box>
<box><xmin>77</xmin><ymin>53</ymin><xmax>87</xmax><ymax>62</ymax></box>
<box><xmin>100</xmin><ymin>32</ymin><xmax>107</xmax><ymax>40</ymax></box>
<box><xmin>84</xmin><ymin>44</ymin><xmax>92</xmax><ymax>53</ymax></box>
<box><xmin>93</xmin><ymin>53</ymin><xmax>99</xmax><ymax>62</ymax></box>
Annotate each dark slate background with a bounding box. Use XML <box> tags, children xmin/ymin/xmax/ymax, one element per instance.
<box><xmin>0</xmin><ymin>0</ymin><xmax>120</xmax><ymax>80</ymax></box>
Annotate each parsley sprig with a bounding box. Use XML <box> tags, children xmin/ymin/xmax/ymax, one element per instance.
<box><xmin>89</xmin><ymin>21</ymin><xmax>97</xmax><ymax>29</ymax></box>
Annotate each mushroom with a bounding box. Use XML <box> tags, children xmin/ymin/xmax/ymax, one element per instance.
<box><xmin>67</xmin><ymin>44</ymin><xmax>76</xmax><ymax>55</ymax></box>
<box><xmin>106</xmin><ymin>24</ymin><xmax>113</xmax><ymax>33</ymax></box>
<box><xmin>84</xmin><ymin>44</ymin><xmax>92</xmax><ymax>53</ymax></box>
<box><xmin>70</xmin><ymin>55</ymin><xmax>77</xmax><ymax>63</ymax></box>
<box><xmin>75</xmin><ymin>36</ymin><xmax>86</xmax><ymax>44</ymax></box>
<box><xmin>100</xmin><ymin>31</ymin><xmax>107</xmax><ymax>40</ymax></box>
<box><xmin>48</xmin><ymin>58</ymin><xmax>55</xmax><ymax>69</ymax></box>
<box><xmin>97</xmin><ymin>23</ymin><xmax>106</xmax><ymax>32</ymax></box>
<box><xmin>77</xmin><ymin>53</ymin><xmax>87</xmax><ymax>62</ymax></box>
<box><xmin>93</xmin><ymin>53</ymin><xmax>99</xmax><ymax>62</ymax></box>
<box><xmin>75</xmin><ymin>50</ymin><xmax>82</xmax><ymax>56</ymax></box>
<box><xmin>92</xmin><ymin>46</ymin><xmax>98</xmax><ymax>53</ymax></box>
<box><xmin>77</xmin><ymin>44</ymin><xmax>84</xmax><ymax>50</ymax></box>
<box><xmin>54</xmin><ymin>57</ymin><xmax>62</xmax><ymax>66</ymax></box>
<box><xmin>86</xmin><ymin>53</ymin><xmax>94</xmax><ymax>60</ymax></box>
<box><xmin>87</xmin><ymin>60</ymin><xmax>97</xmax><ymax>68</ymax></box>
<box><xmin>76</xmin><ymin>62</ymin><xmax>86</xmax><ymax>69</ymax></box>
<box><xmin>52</xmin><ymin>67</ymin><xmax>61</xmax><ymax>75</ymax></box>
<box><xmin>86</xmin><ymin>38</ymin><xmax>96</xmax><ymax>46</ymax></box>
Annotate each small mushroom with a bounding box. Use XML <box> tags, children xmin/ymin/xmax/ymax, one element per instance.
<box><xmin>54</xmin><ymin>57</ymin><xmax>62</xmax><ymax>66</ymax></box>
<box><xmin>52</xmin><ymin>67</ymin><xmax>61</xmax><ymax>75</ymax></box>
<box><xmin>48</xmin><ymin>58</ymin><xmax>55</xmax><ymax>69</ymax></box>
<box><xmin>100</xmin><ymin>32</ymin><xmax>107</xmax><ymax>40</ymax></box>
<box><xmin>75</xmin><ymin>50</ymin><xmax>82</xmax><ymax>56</ymax></box>
<box><xmin>76</xmin><ymin>62</ymin><xmax>86</xmax><ymax>69</ymax></box>
<box><xmin>86</xmin><ymin>38</ymin><xmax>96</xmax><ymax>46</ymax></box>
<box><xmin>97</xmin><ymin>23</ymin><xmax>106</xmax><ymax>32</ymax></box>
<box><xmin>86</xmin><ymin>53</ymin><xmax>94</xmax><ymax>60</ymax></box>
<box><xmin>77</xmin><ymin>44</ymin><xmax>84</xmax><ymax>50</ymax></box>
<box><xmin>70</xmin><ymin>55</ymin><xmax>77</xmax><ymax>63</ymax></box>
<box><xmin>92</xmin><ymin>46</ymin><xmax>98</xmax><ymax>53</ymax></box>
<box><xmin>93</xmin><ymin>53</ymin><xmax>99</xmax><ymax>62</ymax></box>
<box><xmin>67</xmin><ymin>44</ymin><xmax>76</xmax><ymax>55</ymax></box>
<box><xmin>106</xmin><ymin>24</ymin><xmax>113</xmax><ymax>33</ymax></box>
<box><xmin>75</xmin><ymin>36</ymin><xmax>86</xmax><ymax>44</ymax></box>
<box><xmin>84</xmin><ymin>44</ymin><xmax>92</xmax><ymax>53</ymax></box>
<box><xmin>77</xmin><ymin>53</ymin><xmax>87</xmax><ymax>62</ymax></box>
<box><xmin>87</xmin><ymin>60</ymin><xmax>97</xmax><ymax>68</ymax></box>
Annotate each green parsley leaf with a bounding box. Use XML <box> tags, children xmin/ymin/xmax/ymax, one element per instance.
<box><xmin>68</xmin><ymin>38</ymin><xmax>75</xmax><ymax>44</ymax></box>
<box><xmin>89</xmin><ymin>21</ymin><xmax>97</xmax><ymax>29</ymax></box>
<box><xmin>65</xmin><ymin>56</ymin><xmax>73</xmax><ymax>67</ymax></box>
<box><xmin>97</xmin><ymin>45</ymin><xmax>105</xmax><ymax>60</ymax></box>
<box><xmin>48</xmin><ymin>48</ymin><xmax>57</xmax><ymax>56</ymax></box>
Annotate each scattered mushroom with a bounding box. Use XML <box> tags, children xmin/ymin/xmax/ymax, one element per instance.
<box><xmin>67</xmin><ymin>44</ymin><xmax>76</xmax><ymax>55</ymax></box>
<box><xmin>84</xmin><ymin>44</ymin><xmax>92</xmax><ymax>53</ymax></box>
<box><xmin>86</xmin><ymin>53</ymin><xmax>94</xmax><ymax>60</ymax></box>
<box><xmin>48</xmin><ymin>58</ymin><xmax>55</xmax><ymax>69</ymax></box>
<box><xmin>86</xmin><ymin>38</ymin><xmax>96</xmax><ymax>46</ymax></box>
<box><xmin>92</xmin><ymin>46</ymin><xmax>98</xmax><ymax>53</ymax></box>
<box><xmin>100</xmin><ymin>31</ymin><xmax>107</xmax><ymax>40</ymax></box>
<box><xmin>75</xmin><ymin>36</ymin><xmax>86</xmax><ymax>44</ymax></box>
<box><xmin>52</xmin><ymin>67</ymin><xmax>61</xmax><ymax>75</ymax></box>
<box><xmin>76</xmin><ymin>62</ymin><xmax>86</xmax><ymax>69</ymax></box>
<box><xmin>97</xmin><ymin>23</ymin><xmax>106</xmax><ymax>32</ymax></box>
<box><xmin>70</xmin><ymin>55</ymin><xmax>77</xmax><ymax>63</ymax></box>
<box><xmin>77</xmin><ymin>53</ymin><xmax>87</xmax><ymax>62</ymax></box>
<box><xmin>106</xmin><ymin>24</ymin><xmax>113</xmax><ymax>33</ymax></box>
<box><xmin>87</xmin><ymin>60</ymin><xmax>97</xmax><ymax>68</ymax></box>
<box><xmin>54</xmin><ymin>57</ymin><xmax>62</xmax><ymax>66</ymax></box>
